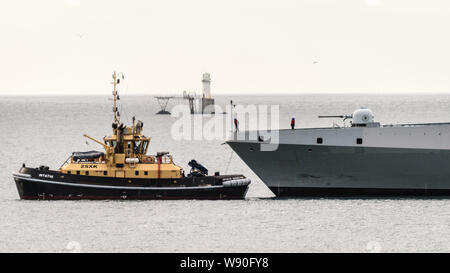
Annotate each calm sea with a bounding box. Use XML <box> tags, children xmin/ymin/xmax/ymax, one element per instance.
<box><xmin>1</xmin><ymin>94</ymin><xmax>450</xmax><ymax>252</ymax></box>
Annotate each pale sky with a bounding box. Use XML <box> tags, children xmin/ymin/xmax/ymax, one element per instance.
<box><xmin>1</xmin><ymin>0</ymin><xmax>450</xmax><ymax>95</ymax></box>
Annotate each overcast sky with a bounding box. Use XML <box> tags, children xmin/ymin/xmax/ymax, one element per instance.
<box><xmin>1</xmin><ymin>0</ymin><xmax>450</xmax><ymax>95</ymax></box>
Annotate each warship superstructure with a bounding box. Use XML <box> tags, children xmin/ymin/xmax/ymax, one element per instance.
<box><xmin>13</xmin><ymin>71</ymin><xmax>250</xmax><ymax>200</ymax></box>
<box><xmin>227</xmin><ymin>108</ymin><xmax>450</xmax><ymax>197</ymax></box>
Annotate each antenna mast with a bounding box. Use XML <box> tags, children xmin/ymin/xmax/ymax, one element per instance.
<box><xmin>112</xmin><ymin>71</ymin><xmax>124</xmax><ymax>123</ymax></box>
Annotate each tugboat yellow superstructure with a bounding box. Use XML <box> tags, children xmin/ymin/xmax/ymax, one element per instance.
<box><xmin>13</xmin><ymin>71</ymin><xmax>250</xmax><ymax>200</ymax></box>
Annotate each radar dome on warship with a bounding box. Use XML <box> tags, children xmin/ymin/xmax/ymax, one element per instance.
<box><xmin>13</xmin><ymin>71</ymin><xmax>250</xmax><ymax>200</ymax></box>
<box><xmin>351</xmin><ymin>108</ymin><xmax>377</xmax><ymax>127</ymax></box>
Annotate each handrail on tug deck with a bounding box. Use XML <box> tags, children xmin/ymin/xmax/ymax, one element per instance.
<box><xmin>59</xmin><ymin>155</ymin><xmax>72</xmax><ymax>170</ymax></box>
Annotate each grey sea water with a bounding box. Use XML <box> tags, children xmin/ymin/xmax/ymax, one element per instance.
<box><xmin>2</xmin><ymin>94</ymin><xmax>450</xmax><ymax>252</ymax></box>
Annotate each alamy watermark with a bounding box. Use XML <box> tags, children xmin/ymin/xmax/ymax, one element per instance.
<box><xmin>366</xmin><ymin>240</ymin><xmax>382</xmax><ymax>253</ymax></box>
<box><xmin>170</xmin><ymin>104</ymin><xmax>280</xmax><ymax>151</ymax></box>
<box><xmin>66</xmin><ymin>240</ymin><xmax>81</xmax><ymax>253</ymax></box>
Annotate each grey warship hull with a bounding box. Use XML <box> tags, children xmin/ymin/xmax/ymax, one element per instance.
<box><xmin>228</xmin><ymin>142</ymin><xmax>450</xmax><ymax>197</ymax></box>
<box><xmin>227</xmin><ymin>122</ymin><xmax>450</xmax><ymax>197</ymax></box>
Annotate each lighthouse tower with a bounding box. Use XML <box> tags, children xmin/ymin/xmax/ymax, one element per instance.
<box><xmin>197</xmin><ymin>72</ymin><xmax>214</xmax><ymax>114</ymax></box>
<box><xmin>202</xmin><ymin>73</ymin><xmax>211</xmax><ymax>98</ymax></box>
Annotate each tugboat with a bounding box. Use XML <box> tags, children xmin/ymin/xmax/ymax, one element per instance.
<box><xmin>13</xmin><ymin>71</ymin><xmax>250</xmax><ymax>200</ymax></box>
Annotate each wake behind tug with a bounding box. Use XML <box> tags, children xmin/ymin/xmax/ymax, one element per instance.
<box><xmin>13</xmin><ymin>71</ymin><xmax>250</xmax><ymax>200</ymax></box>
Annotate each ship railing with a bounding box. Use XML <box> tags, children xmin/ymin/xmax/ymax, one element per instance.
<box><xmin>58</xmin><ymin>155</ymin><xmax>72</xmax><ymax>170</ymax></box>
<box><xmin>141</xmin><ymin>155</ymin><xmax>173</xmax><ymax>164</ymax></box>
<box><xmin>382</xmin><ymin>122</ymin><xmax>450</xmax><ymax>128</ymax></box>
<box><xmin>160</xmin><ymin>156</ymin><xmax>173</xmax><ymax>164</ymax></box>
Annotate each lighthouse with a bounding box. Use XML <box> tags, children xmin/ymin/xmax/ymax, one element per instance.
<box><xmin>198</xmin><ymin>73</ymin><xmax>214</xmax><ymax>114</ymax></box>
<box><xmin>154</xmin><ymin>72</ymin><xmax>216</xmax><ymax>114</ymax></box>
<box><xmin>202</xmin><ymin>73</ymin><xmax>211</xmax><ymax>98</ymax></box>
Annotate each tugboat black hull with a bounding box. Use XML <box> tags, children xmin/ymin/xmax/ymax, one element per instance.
<box><xmin>13</xmin><ymin>167</ymin><xmax>250</xmax><ymax>200</ymax></box>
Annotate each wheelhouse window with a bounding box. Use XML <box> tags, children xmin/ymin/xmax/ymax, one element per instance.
<box><xmin>134</xmin><ymin>140</ymin><xmax>142</xmax><ymax>154</ymax></box>
<box><xmin>142</xmin><ymin>140</ymin><xmax>149</xmax><ymax>154</ymax></box>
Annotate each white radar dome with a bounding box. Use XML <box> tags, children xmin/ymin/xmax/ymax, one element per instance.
<box><xmin>352</xmin><ymin>108</ymin><xmax>374</xmax><ymax>124</ymax></box>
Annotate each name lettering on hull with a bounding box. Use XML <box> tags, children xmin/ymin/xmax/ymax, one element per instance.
<box><xmin>80</xmin><ymin>165</ymin><xmax>98</xmax><ymax>169</ymax></box>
